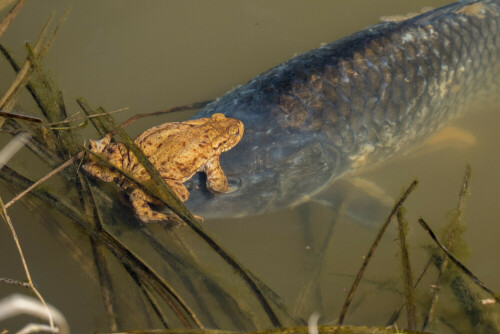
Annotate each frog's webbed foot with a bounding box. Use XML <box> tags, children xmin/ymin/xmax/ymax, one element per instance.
<box><xmin>201</xmin><ymin>156</ymin><xmax>230</xmax><ymax>193</ymax></box>
<box><xmin>129</xmin><ymin>188</ymin><xmax>184</xmax><ymax>225</ymax></box>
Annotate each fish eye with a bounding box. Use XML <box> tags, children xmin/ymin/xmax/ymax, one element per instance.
<box><xmin>226</xmin><ymin>176</ymin><xmax>242</xmax><ymax>193</ymax></box>
<box><xmin>185</xmin><ymin>180</ymin><xmax>193</xmax><ymax>190</ymax></box>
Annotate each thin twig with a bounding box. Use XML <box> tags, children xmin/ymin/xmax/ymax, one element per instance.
<box><xmin>47</xmin><ymin>107</ymin><xmax>128</xmax><ymax>127</ymax></box>
<box><xmin>119</xmin><ymin>100</ymin><xmax>212</xmax><ymax>129</ymax></box>
<box><xmin>5</xmin><ymin>151</ymin><xmax>83</xmax><ymax>209</ymax></box>
<box><xmin>0</xmin><ymin>0</ymin><xmax>25</xmax><ymax>38</ymax></box>
<box><xmin>418</xmin><ymin>218</ymin><xmax>499</xmax><ymax>302</ymax></box>
<box><xmin>0</xmin><ymin>277</ymin><xmax>30</xmax><ymax>288</ymax></box>
<box><xmin>337</xmin><ymin>180</ymin><xmax>418</xmax><ymax>325</ymax></box>
<box><xmin>397</xmin><ymin>208</ymin><xmax>416</xmax><ymax>330</ymax></box>
<box><xmin>0</xmin><ymin>196</ymin><xmax>55</xmax><ymax>329</ymax></box>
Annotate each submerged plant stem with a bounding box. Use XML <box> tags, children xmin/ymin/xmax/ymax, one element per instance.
<box><xmin>421</xmin><ymin>165</ymin><xmax>471</xmax><ymax>330</ymax></box>
<box><xmin>337</xmin><ymin>180</ymin><xmax>418</xmax><ymax>326</ymax></box>
<box><xmin>418</xmin><ymin>218</ymin><xmax>499</xmax><ymax>302</ymax></box>
<box><xmin>397</xmin><ymin>208</ymin><xmax>416</xmax><ymax>330</ymax></box>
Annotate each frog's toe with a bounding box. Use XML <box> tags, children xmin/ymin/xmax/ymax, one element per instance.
<box><xmin>207</xmin><ymin>179</ymin><xmax>230</xmax><ymax>194</ymax></box>
<box><xmin>138</xmin><ymin>210</ymin><xmax>169</xmax><ymax>223</ymax></box>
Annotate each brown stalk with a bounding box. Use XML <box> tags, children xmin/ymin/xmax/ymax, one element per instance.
<box><xmin>397</xmin><ymin>208</ymin><xmax>416</xmax><ymax>330</ymax></box>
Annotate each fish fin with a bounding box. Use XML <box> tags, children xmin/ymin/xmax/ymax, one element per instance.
<box><xmin>419</xmin><ymin>126</ymin><xmax>476</xmax><ymax>154</ymax></box>
<box><xmin>380</xmin><ymin>7</ymin><xmax>433</xmax><ymax>22</ymax></box>
<box><xmin>311</xmin><ymin>177</ymin><xmax>393</xmax><ymax>230</ymax></box>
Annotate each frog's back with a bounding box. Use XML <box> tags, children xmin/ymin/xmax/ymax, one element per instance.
<box><xmin>186</xmin><ymin>0</ymin><xmax>500</xmax><ymax>218</ymax></box>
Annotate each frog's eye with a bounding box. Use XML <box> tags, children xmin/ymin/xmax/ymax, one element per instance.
<box><xmin>228</xmin><ymin>125</ymin><xmax>240</xmax><ymax>135</ymax></box>
<box><xmin>211</xmin><ymin>113</ymin><xmax>226</xmax><ymax>121</ymax></box>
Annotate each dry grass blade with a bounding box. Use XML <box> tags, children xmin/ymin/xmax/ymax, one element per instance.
<box><xmin>337</xmin><ymin>180</ymin><xmax>418</xmax><ymax>326</ymax></box>
<box><xmin>418</xmin><ymin>218</ymin><xmax>499</xmax><ymax>302</ymax></box>
<box><xmin>0</xmin><ymin>195</ymin><xmax>55</xmax><ymax>329</ymax></box>
<box><xmin>396</xmin><ymin>208</ymin><xmax>416</xmax><ymax>330</ymax></box>
<box><xmin>0</xmin><ymin>11</ymin><xmax>54</xmax><ymax>113</ymax></box>
<box><xmin>0</xmin><ymin>0</ymin><xmax>25</xmax><ymax>38</ymax></box>
<box><xmin>0</xmin><ymin>109</ymin><xmax>42</xmax><ymax>122</ymax></box>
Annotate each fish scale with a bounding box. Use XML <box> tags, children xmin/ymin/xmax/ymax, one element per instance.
<box><xmin>186</xmin><ymin>0</ymin><xmax>500</xmax><ymax>218</ymax></box>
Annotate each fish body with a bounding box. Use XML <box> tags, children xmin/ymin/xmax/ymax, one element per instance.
<box><xmin>185</xmin><ymin>0</ymin><xmax>500</xmax><ymax>218</ymax></box>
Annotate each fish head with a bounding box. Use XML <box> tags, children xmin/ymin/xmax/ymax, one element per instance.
<box><xmin>185</xmin><ymin>120</ymin><xmax>341</xmax><ymax>218</ymax></box>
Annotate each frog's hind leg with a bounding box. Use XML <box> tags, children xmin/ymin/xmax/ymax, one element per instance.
<box><xmin>129</xmin><ymin>188</ymin><xmax>172</xmax><ymax>223</ymax></box>
<box><xmin>165</xmin><ymin>180</ymin><xmax>190</xmax><ymax>202</ymax></box>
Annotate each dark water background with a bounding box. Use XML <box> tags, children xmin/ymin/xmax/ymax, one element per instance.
<box><xmin>0</xmin><ymin>1</ymin><xmax>499</xmax><ymax>333</ymax></box>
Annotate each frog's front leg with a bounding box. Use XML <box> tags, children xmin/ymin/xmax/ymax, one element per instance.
<box><xmin>200</xmin><ymin>156</ymin><xmax>230</xmax><ymax>193</ymax></box>
<box><xmin>83</xmin><ymin>137</ymin><xmax>128</xmax><ymax>184</ymax></box>
<box><xmin>129</xmin><ymin>188</ymin><xmax>179</xmax><ymax>223</ymax></box>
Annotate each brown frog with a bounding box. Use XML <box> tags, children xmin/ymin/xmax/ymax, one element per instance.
<box><xmin>82</xmin><ymin>113</ymin><xmax>244</xmax><ymax>223</ymax></box>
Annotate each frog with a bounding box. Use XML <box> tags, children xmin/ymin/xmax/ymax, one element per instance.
<box><xmin>82</xmin><ymin>113</ymin><xmax>244</xmax><ymax>223</ymax></box>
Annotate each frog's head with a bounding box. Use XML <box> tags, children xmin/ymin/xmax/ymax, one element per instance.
<box><xmin>209</xmin><ymin>113</ymin><xmax>244</xmax><ymax>154</ymax></box>
<box><xmin>88</xmin><ymin>133</ymin><xmax>112</xmax><ymax>153</ymax></box>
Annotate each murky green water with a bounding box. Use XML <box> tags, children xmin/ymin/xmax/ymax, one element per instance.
<box><xmin>0</xmin><ymin>1</ymin><xmax>499</xmax><ymax>333</ymax></box>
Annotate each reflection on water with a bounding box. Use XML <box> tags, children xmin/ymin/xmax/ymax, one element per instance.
<box><xmin>0</xmin><ymin>1</ymin><xmax>499</xmax><ymax>333</ymax></box>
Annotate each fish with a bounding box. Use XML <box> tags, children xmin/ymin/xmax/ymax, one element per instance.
<box><xmin>184</xmin><ymin>0</ymin><xmax>500</xmax><ymax>219</ymax></box>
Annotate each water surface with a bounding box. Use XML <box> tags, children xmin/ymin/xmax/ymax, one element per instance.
<box><xmin>0</xmin><ymin>1</ymin><xmax>499</xmax><ymax>333</ymax></box>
